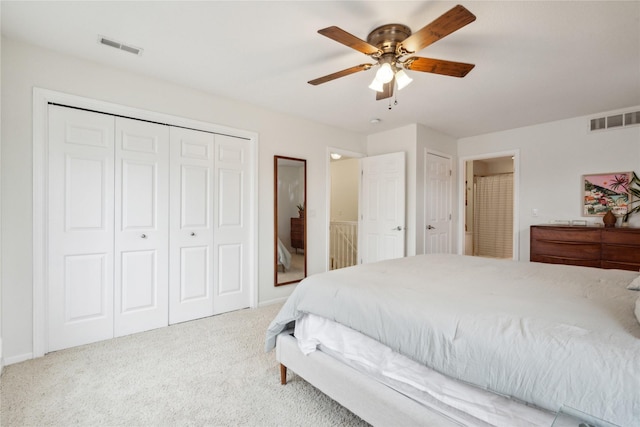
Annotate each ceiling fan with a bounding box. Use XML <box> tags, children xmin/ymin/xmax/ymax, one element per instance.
<box><xmin>308</xmin><ymin>4</ymin><xmax>476</xmax><ymax>101</ymax></box>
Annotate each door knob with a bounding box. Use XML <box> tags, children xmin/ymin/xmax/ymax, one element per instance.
<box><xmin>392</xmin><ymin>226</ymin><xmax>402</xmax><ymax>231</ymax></box>
<box><xmin>141</xmin><ymin>234</ymin><xmax>147</xmax><ymax>239</ymax></box>
<box><xmin>190</xmin><ymin>232</ymin><xmax>196</xmax><ymax>237</ymax></box>
<box><xmin>427</xmin><ymin>225</ymin><xmax>436</xmax><ymax>230</ymax></box>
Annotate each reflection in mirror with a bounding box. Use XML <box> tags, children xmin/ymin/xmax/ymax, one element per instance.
<box><xmin>274</xmin><ymin>156</ymin><xmax>307</xmax><ymax>286</ymax></box>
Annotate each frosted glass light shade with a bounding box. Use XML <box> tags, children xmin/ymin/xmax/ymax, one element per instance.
<box><xmin>395</xmin><ymin>69</ymin><xmax>413</xmax><ymax>90</ymax></box>
<box><xmin>368</xmin><ymin>77</ymin><xmax>384</xmax><ymax>92</ymax></box>
<box><xmin>375</xmin><ymin>63</ymin><xmax>394</xmax><ymax>84</ymax></box>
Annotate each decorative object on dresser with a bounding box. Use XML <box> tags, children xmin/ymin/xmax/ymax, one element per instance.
<box><xmin>602</xmin><ymin>210</ymin><xmax>617</xmax><ymax>228</ymax></box>
<box><xmin>530</xmin><ymin>225</ymin><xmax>640</xmax><ymax>271</ymax></box>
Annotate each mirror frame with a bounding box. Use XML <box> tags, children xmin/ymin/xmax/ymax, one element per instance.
<box><xmin>274</xmin><ymin>155</ymin><xmax>307</xmax><ymax>286</ymax></box>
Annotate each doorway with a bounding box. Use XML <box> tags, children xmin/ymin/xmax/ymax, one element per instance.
<box><xmin>459</xmin><ymin>152</ymin><xmax>519</xmax><ymax>260</ymax></box>
<box><xmin>327</xmin><ymin>150</ymin><xmax>361</xmax><ymax>270</ymax></box>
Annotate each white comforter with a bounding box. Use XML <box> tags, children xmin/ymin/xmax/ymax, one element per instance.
<box><xmin>266</xmin><ymin>254</ymin><xmax>640</xmax><ymax>426</ymax></box>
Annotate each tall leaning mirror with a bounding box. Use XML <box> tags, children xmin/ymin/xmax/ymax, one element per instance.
<box><xmin>274</xmin><ymin>156</ymin><xmax>307</xmax><ymax>286</ymax></box>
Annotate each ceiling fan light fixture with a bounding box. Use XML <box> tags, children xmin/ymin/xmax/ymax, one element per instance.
<box><xmin>395</xmin><ymin>69</ymin><xmax>413</xmax><ymax>90</ymax></box>
<box><xmin>375</xmin><ymin>63</ymin><xmax>394</xmax><ymax>84</ymax></box>
<box><xmin>368</xmin><ymin>77</ymin><xmax>384</xmax><ymax>92</ymax></box>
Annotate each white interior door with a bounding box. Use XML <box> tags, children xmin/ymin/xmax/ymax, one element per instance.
<box><xmin>360</xmin><ymin>152</ymin><xmax>406</xmax><ymax>263</ymax></box>
<box><xmin>213</xmin><ymin>134</ymin><xmax>252</xmax><ymax>314</ymax></box>
<box><xmin>425</xmin><ymin>152</ymin><xmax>452</xmax><ymax>254</ymax></box>
<box><xmin>48</xmin><ymin>106</ymin><xmax>115</xmax><ymax>352</ymax></box>
<box><xmin>114</xmin><ymin>118</ymin><xmax>169</xmax><ymax>337</ymax></box>
<box><xmin>169</xmin><ymin>127</ymin><xmax>215</xmax><ymax>324</ymax></box>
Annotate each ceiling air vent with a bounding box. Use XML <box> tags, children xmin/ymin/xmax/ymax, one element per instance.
<box><xmin>589</xmin><ymin>109</ymin><xmax>640</xmax><ymax>132</ymax></box>
<box><xmin>98</xmin><ymin>36</ymin><xmax>143</xmax><ymax>56</ymax></box>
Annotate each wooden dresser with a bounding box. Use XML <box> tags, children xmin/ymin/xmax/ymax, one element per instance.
<box><xmin>290</xmin><ymin>217</ymin><xmax>305</xmax><ymax>252</ymax></box>
<box><xmin>530</xmin><ymin>225</ymin><xmax>640</xmax><ymax>271</ymax></box>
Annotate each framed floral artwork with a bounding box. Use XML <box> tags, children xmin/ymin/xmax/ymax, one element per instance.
<box><xmin>582</xmin><ymin>172</ymin><xmax>632</xmax><ymax>216</ymax></box>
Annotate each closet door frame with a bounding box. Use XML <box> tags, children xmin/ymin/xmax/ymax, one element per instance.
<box><xmin>33</xmin><ymin>87</ymin><xmax>258</xmax><ymax>358</ymax></box>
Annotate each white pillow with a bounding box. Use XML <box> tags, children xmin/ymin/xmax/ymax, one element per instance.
<box><xmin>628</xmin><ymin>275</ymin><xmax>640</xmax><ymax>291</ymax></box>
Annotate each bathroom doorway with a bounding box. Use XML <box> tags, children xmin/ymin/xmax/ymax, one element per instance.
<box><xmin>461</xmin><ymin>153</ymin><xmax>519</xmax><ymax>259</ymax></box>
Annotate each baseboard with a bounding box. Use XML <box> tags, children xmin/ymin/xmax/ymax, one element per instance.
<box><xmin>258</xmin><ymin>297</ymin><xmax>288</xmax><ymax>307</ymax></box>
<box><xmin>4</xmin><ymin>351</ymin><xmax>33</xmax><ymax>366</ymax></box>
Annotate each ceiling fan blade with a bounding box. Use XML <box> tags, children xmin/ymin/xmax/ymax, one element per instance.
<box><xmin>400</xmin><ymin>5</ymin><xmax>476</xmax><ymax>54</ymax></box>
<box><xmin>308</xmin><ymin>64</ymin><xmax>373</xmax><ymax>85</ymax></box>
<box><xmin>405</xmin><ymin>57</ymin><xmax>475</xmax><ymax>77</ymax></box>
<box><xmin>376</xmin><ymin>77</ymin><xmax>395</xmax><ymax>100</ymax></box>
<box><xmin>318</xmin><ymin>26</ymin><xmax>381</xmax><ymax>56</ymax></box>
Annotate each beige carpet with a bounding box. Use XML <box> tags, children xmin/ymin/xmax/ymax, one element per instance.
<box><xmin>0</xmin><ymin>303</ymin><xmax>368</xmax><ymax>426</ymax></box>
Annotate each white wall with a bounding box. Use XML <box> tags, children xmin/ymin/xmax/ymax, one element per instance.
<box><xmin>330</xmin><ymin>158</ymin><xmax>359</xmax><ymax>222</ymax></box>
<box><xmin>0</xmin><ymin>38</ymin><xmax>365</xmax><ymax>363</ymax></box>
<box><xmin>458</xmin><ymin>110</ymin><xmax>640</xmax><ymax>261</ymax></box>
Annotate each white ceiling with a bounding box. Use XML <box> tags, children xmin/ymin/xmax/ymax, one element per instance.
<box><xmin>2</xmin><ymin>1</ymin><xmax>639</xmax><ymax>138</ymax></box>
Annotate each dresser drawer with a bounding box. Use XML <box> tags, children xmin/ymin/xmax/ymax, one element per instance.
<box><xmin>601</xmin><ymin>229</ymin><xmax>640</xmax><ymax>245</ymax></box>
<box><xmin>601</xmin><ymin>260</ymin><xmax>640</xmax><ymax>271</ymax></box>
<box><xmin>530</xmin><ymin>226</ymin><xmax>601</xmax><ymax>264</ymax></box>
<box><xmin>601</xmin><ymin>229</ymin><xmax>640</xmax><ymax>270</ymax></box>
<box><xmin>531</xmin><ymin>226</ymin><xmax>601</xmax><ymax>243</ymax></box>
<box><xmin>531</xmin><ymin>239</ymin><xmax>600</xmax><ymax>260</ymax></box>
<box><xmin>530</xmin><ymin>255</ymin><xmax>601</xmax><ymax>268</ymax></box>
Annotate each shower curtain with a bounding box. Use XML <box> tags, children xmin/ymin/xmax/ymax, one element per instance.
<box><xmin>473</xmin><ymin>173</ymin><xmax>513</xmax><ymax>258</ymax></box>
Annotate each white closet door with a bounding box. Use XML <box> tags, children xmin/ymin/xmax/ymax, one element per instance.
<box><xmin>48</xmin><ymin>106</ymin><xmax>115</xmax><ymax>352</ymax></box>
<box><xmin>213</xmin><ymin>134</ymin><xmax>252</xmax><ymax>314</ymax></box>
<box><xmin>114</xmin><ymin>118</ymin><xmax>169</xmax><ymax>337</ymax></box>
<box><xmin>169</xmin><ymin>127</ymin><xmax>215</xmax><ymax>324</ymax></box>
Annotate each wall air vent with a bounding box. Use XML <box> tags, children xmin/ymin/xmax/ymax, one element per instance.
<box><xmin>590</xmin><ymin>109</ymin><xmax>640</xmax><ymax>132</ymax></box>
<box><xmin>98</xmin><ymin>36</ymin><xmax>143</xmax><ymax>56</ymax></box>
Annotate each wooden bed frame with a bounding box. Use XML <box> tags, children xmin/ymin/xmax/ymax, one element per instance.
<box><xmin>276</xmin><ymin>332</ymin><xmax>461</xmax><ymax>426</ymax></box>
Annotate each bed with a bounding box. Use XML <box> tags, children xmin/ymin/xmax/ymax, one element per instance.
<box><xmin>276</xmin><ymin>238</ymin><xmax>292</xmax><ymax>271</ymax></box>
<box><xmin>265</xmin><ymin>254</ymin><xmax>640</xmax><ymax>426</ymax></box>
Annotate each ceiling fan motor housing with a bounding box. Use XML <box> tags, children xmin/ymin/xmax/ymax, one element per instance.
<box><xmin>366</xmin><ymin>24</ymin><xmax>412</xmax><ymax>56</ymax></box>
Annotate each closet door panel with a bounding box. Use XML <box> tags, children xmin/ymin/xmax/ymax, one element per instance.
<box><xmin>114</xmin><ymin>118</ymin><xmax>169</xmax><ymax>337</ymax></box>
<box><xmin>121</xmin><ymin>161</ymin><xmax>157</xmax><ymax>229</ymax></box>
<box><xmin>48</xmin><ymin>106</ymin><xmax>115</xmax><ymax>352</ymax></box>
<box><xmin>213</xmin><ymin>135</ymin><xmax>252</xmax><ymax>314</ymax></box>
<box><xmin>169</xmin><ymin>127</ymin><xmax>215</xmax><ymax>324</ymax></box>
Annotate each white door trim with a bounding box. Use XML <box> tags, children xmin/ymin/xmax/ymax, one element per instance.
<box><xmin>457</xmin><ymin>150</ymin><xmax>520</xmax><ymax>260</ymax></box>
<box><xmin>33</xmin><ymin>87</ymin><xmax>259</xmax><ymax>358</ymax></box>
